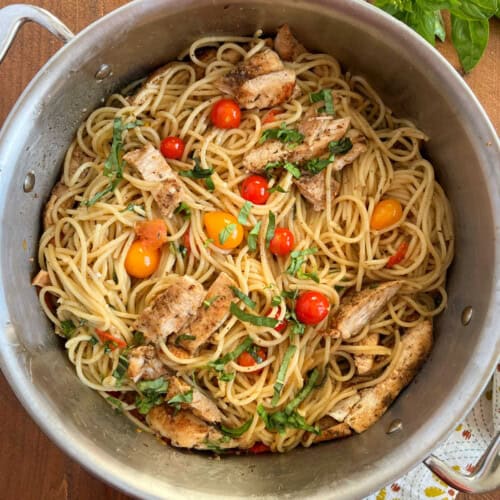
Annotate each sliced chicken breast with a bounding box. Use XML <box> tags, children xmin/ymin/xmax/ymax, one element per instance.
<box><xmin>353</xmin><ymin>333</ymin><xmax>380</xmax><ymax>375</ymax></box>
<box><xmin>344</xmin><ymin>320</ymin><xmax>433</xmax><ymax>433</ymax></box>
<box><xmin>328</xmin><ymin>394</ymin><xmax>361</xmax><ymax>422</ymax></box>
<box><xmin>294</xmin><ymin>172</ymin><xmax>340</xmax><ymax>211</ymax></box>
<box><xmin>332</xmin><ymin>130</ymin><xmax>367</xmax><ymax>171</ymax></box>
<box><xmin>324</xmin><ymin>281</ymin><xmax>403</xmax><ymax>339</ymax></box>
<box><xmin>312</xmin><ymin>417</ymin><xmax>352</xmax><ymax>444</ymax></box>
<box><xmin>127</xmin><ymin>345</ymin><xmax>170</xmax><ymax>383</ymax></box>
<box><xmin>274</xmin><ymin>24</ymin><xmax>306</xmax><ymax>62</ymax></box>
<box><xmin>242</xmin><ymin>140</ymin><xmax>288</xmax><ymax>174</ymax></box>
<box><xmin>134</xmin><ymin>276</ymin><xmax>205</xmax><ymax>344</ymax></box>
<box><xmin>174</xmin><ymin>272</ymin><xmax>235</xmax><ymax>354</ymax></box>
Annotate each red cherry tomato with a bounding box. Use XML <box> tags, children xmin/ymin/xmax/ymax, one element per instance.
<box><xmin>249</xmin><ymin>442</ymin><xmax>271</xmax><ymax>454</ymax></box>
<box><xmin>267</xmin><ymin>309</ymin><xmax>288</xmax><ymax>333</ymax></box>
<box><xmin>182</xmin><ymin>227</ymin><xmax>191</xmax><ymax>254</ymax></box>
<box><xmin>160</xmin><ymin>136</ymin><xmax>185</xmax><ymax>160</ymax></box>
<box><xmin>211</xmin><ymin>98</ymin><xmax>241</xmax><ymax>129</ymax></box>
<box><xmin>269</xmin><ymin>228</ymin><xmax>295</xmax><ymax>256</ymax></box>
<box><xmin>295</xmin><ymin>291</ymin><xmax>330</xmax><ymax>325</ymax></box>
<box><xmin>240</xmin><ymin>175</ymin><xmax>270</xmax><ymax>205</ymax></box>
<box><xmin>237</xmin><ymin>348</ymin><xmax>267</xmax><ymax>372</ymax></box>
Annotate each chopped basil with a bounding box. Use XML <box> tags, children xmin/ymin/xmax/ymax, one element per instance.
<box><xmin>107</xmin><ymin>396</ymin><xmax>123</xmax><ymax>412</ymax></box>
<box><xmin>219</xmin><ymin>223</ymin><xmax>237</xmax><ymax>245</ymax></box>
<box><xmin>238</xmin><ymin>201</ymin><xmax>252</xmax><ymax>225</ymax></box>
<box><xmin>121</xmin><ymin>203</ymin><xmax>144</xmax><ymax>213</ymax></box>
<box><xmin>309</xmin><ymin>89</ymin><xmax>334</xmax><ymax>115</ymax></box>
<box><xmin>137</xmin><ymin>377</ymin><xmax>168</xmax><ymax>394</ymax></box>
<box><xmin>112</xmin><ymin>354</ymin><xmax>129</xmax><ymax>384</ymax></box>
<box><xmin>286</xmin><ymin>369</ymin><xmax>320</xmax><ymax>413</ymax></box>
<box><xmin>219</xmin><ymin>371</ymin><xmax>235</xmax><ymax>382</ymax></box>
<box><xmin>208</xmin><ymin>336</ymin><xmax>254</xmax><ymax>372</ymax></box>
<box><xmin>174</xmin><ymin>202</ymin><xmax>191</xmax><ymax>219</ymax></box>
<box><xmin>268</xmin><ymin>185</ymin><xmax>287</xmax><ymax>194</ymax></box>
<box><xmin>297</xmin><ymin>269</ymin><xmax>320</xmax><ymax>283</ymax></box>
<box><xmin>60</xmin><ymin>319</ymin><xmax>76</xmax><ymax>338</ymax></box>
<box><xmin>264</xmin><ymin>161</ymin><xmax>282</xmax><ymax>174</ymax></box>
<box><xmin>179</xmin><ymin>158</ymin><xmax>213</xmax><ymax>179</ymax></box>
<box><xmin>271</xmin><ymin>295</ymin><xmax>282</xmax><ymax>307</ymax></box>
<box><xmin>135</xmin><ymin>376</ymin><xmax>169</xmax><ymax>415</ymax></box>
<box><xmin>167</xmin><ymin>389</ymin><xmax>193</xmax><ymax>411</ymax></box>
<box><xmin>203</xmin><ymin>295</ymin><xmax>221</xmax><ymax>308</ymax></box>
<box><xmin>175</xmin><ymin>334</ymin><xmax>196</xmax><ymax>346</ymax></box>
<box><xmin>230</xmin><ymin>303</ymin><xmax>279</xmax><ymax>328</ymax></box>
<box><xmin>230</xmin><ymin>286</ymin><xmax>256</xmax><ymax>310</ymax></box>
<box><xmin>247</xmin><ymin>221</ymin><xmax>261</xmax><ymax>252</ymax></box>
<box><xmin>286</xmin><ymin>248</ymin><xmax>318</xmax><ymax>276</ymax></box>
<box><xmin>220</xmin><ymin>418</ymin><xmax>252</xmax><ymax>438</ymax></box>
<box><xmin>89</xmin><ymin>336</ymin><xmax>99</xmax><ymax>346</ymax></box>
<box><xmin>303</xmin><ymin>157</ymin><xmax>331</xmax><ymax>175</ymax></box>
<box><xmin>205</xmin><ymin>176</ymin><xmax>215</xmax><ymax>192</ymax></box>
<box><xmin>328</xmin><ymin>137</ymin><xmax>353</xmax><ymax>155</ymax></box>
<box><xmin>272</xmin><ymin>345</ymin><xmax>298</xmax><ymax>406</ymax></box>
<box><xmin>259</xmin><ymin>122</ymin><xmax>304</xmax><ymax>146</ymax></box>
<box><xmin>281</xmin><ymin>289</ymin><xmax>299</xmax><ymax>300</ymax></box>
<box><xmin>283</xmin><ymin>162</ymin><xmax>301</xmax><ymax>179</ymax></box>
<box><xmin>265</xmin><ymin>212</ymin><xmax>276</xmax><ymax>248</ymax></box>
<box><xmin>132</xmin><ymin>331</ymin><xmax>144</xmax><ymax>345</ymax></box>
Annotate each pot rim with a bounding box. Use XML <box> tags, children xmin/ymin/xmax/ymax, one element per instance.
<box><xmin>0</xmin><ymin>1</ymin><xmax>499</xmax><ymax>498</ymax></box>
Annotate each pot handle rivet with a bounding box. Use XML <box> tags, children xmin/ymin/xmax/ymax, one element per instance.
<box><xmin>23</xmin><ymin>171</ymin><xmax>35</xmax><ymax>193</ymax></box>
<box><xmin>0</xmin><ymin>4</ymin><xmax>74</xmax><ymax>65</ymax></box>
<box><xmin>461</xmin><ymin>306</ymin><xmax>473</xmax><ymax>326</ymax></box>
<box><xmin>386</xmin><ymin>418</ymin><xmax>403</xmax><ymax>434</ymax></box>
<box><xmin>95</xmin><ymin>64</ymin><xmax>113</xmax><ymax>81</ymax></box>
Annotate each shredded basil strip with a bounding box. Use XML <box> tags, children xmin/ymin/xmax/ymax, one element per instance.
<box><xmin>203</xmin><ymin>295</ymin><xmax>221</xmax><ymax>308</ymax></box>
<box><xmin>175</xmin><ymin>334</ymin><xmax>196</xmax><ymax>346</ymax></box>
<box><xmin>286</xmin><ymin>368</ymin><xmax>320</xmax><ymax>413</ymax></box>
<box><xmin>271</xmin><ymin>295</ymin><xmax>282</xmax><ymax>307</ymax></box>
<box><xmin>167</xmin><ymin>389</ymin><xmax>193</xmax><ymax>410</ymax></box>
<box><xmin>265</xmin><ymin>212</ymin><xmax>276</xmax><ymax>248</ymax></box>
<box><xmin>303</xmin><ymin>157</ymin><xmax>331</xmax><ymax>175</ymax></box>
<box><xmin>238</xmin><ymin>201</ymin><xmax>252</xmax><ymax>225</ymax></box>
<box><xmin>272</xmin><ymin>345</ymin><xmax>298</xmax><ymax>406</ymax></box>
<box><xmin>208</xmin><ymin>336</ymin><xmax>254</xmax><ymax>372</ymax></box>
<box><xmin>60</xmin><ymin>319</ymin><xmax>76</xmax><ymax>338</ymax></box>
<box><xmin>230</xmin><ymin>286</ymin><xmax>256</xmax><ymax>310</ymax></box>
<box><xmin>220</xmin><ymin>418</ymin><xmax>253</xmax><ymax>438</ymax></box>
<box><xmin>219</xmin><ymin>223</ymin><xmax>237</xmax><ymax>245</ymax></box>
<box><xmin>297</xmin><ymin>269</ymin><xmax>320</xmax><ymax>283</ymax></box>
<box><xmin>286</xmin><ymin>247</ymin><xmax>318</xmax><ymax>276</ymax></box>
<box><xmin>259</xmin><ymin>122</ymin><xmax>304</xmax><ymax>146</ymax></box>
<box><xmin>247</xmin><ymin>221</ymin><xmax>261</xmax><ymax>252</ymax></box>
<box><xmin>309</xmin><ymin>89</ymin><xmax>334</xmax><ymax>114</ymax></box>
<box><xmin>230</xmin><ymin>303</ymin><xmax>279</xmax><ymax>328</ymax></box>
<box><xmin>219</xmin><ymin>372</ymin><xmax>235</xmax><ymax>382</ymax></box>
<box><xmin>283</xmin><ymin>162</ymin><xmax>301</xmax><ymax>179</ymax></box>
<box><xmin>135</xmin><ymin>376</ymin><xmax>169</xmax><ymax>414</ymax></box>
<box><xmin>328</xmin><ymin>137</ymin><xmax>353</xmax><ymax>155</ymax></box>
<box><xmin>174</xmin><ymin>202</ymin><xmax>191</xmax><ymax>218</ymax></box>
<box><xmin>179</xmin><ymin>158</ymin><xmax>213</xmax><ymax>179</ymax></box>
<box><xmin>137</xmin><ymin>377</ymin><xmax>168</xmax><ymax>394</ymax></box>
<box><xmin>268</xmin><ymin>185</ymin><xmax>287</xmax><ymax>194</ymax></box>
<box><xmin>112</xmin><ymin>354</ymin><xmax>129</xmax><ymax>382</ymax></box>
<box><xmin>107</xmin><ymin>396</ymin><xmax>123</xmax><ymax>411</ymax></box>
<box><xmin>205</xmin><ymin>176</ymin><xmax>215</xmax><ymax>192</ymax></box>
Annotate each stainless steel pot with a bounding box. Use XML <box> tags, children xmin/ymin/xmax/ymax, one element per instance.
<box><xmin>0</xmin><ymin>1</ymin><xmax>499</xmax><ymax>498</ymax></box>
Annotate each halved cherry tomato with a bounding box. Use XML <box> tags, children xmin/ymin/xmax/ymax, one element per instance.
<box><xmin>135</xmin><ymin>219</ymin><xmax>168</xmax><ymax>249</ymax></box>
<box><xmin>182</xmin><ymin>227</ymin><xmax>191</xmax><ymax>254</ymax></box>
<box><xmin>269</xmin><ymin>228</ymin><xmax>295</xmax><ymax>256</ymax></box>
<box><xmin>262</xmin><ymin>109</ymin><xmax>280</xmax><ymax>124</ymax></box>
<box><xmin>210</xmin><ymin>98</ymin><xmax>241</xmax><ymax>129</ymax></box>
<box><xmin>95</xmin><ymin>328</ymin><xmax>127</xmax><ymax>350</ymax></box>
<box><xmin>249</xmin><ymin>442</ymin><xmax>271</xmax><ymax>454</ymax></box>
<box><xmin>160</xmin><ymin>136</ymin><xmax>185</xmax><ymax>160</ymax></box>
<box><xmin>237</xmin><ymin>347</ymin><xmax>267</xmax><ymax>371</ymax></box>
<box><xmin>125</xmin><ymin>241</ymin><xmax>160</xmax><ymax>278</ymax></box>
<box><xmin>241</xmin><ymin>175</ymin><xmax>270</xmax><ymax>205</ymax></box>
<box><xmin>386</xmin><ymin>240</ymin><xmax>410</xmax><ymax>269</ymax></box>
<box><xmin>370</xmin><ymin>199</ymin><xmax>403</xmax><ymax>231</ymax></box>
<box><xmin>267</xmin><ymin>309</ymin><xmax>288</xmax><ymax>333</ymax></box>
<box><xmin>295</xmin><ymin>291</ymin><xmax>330</xmax><ymax>325</ymax></box>
<box><xmin>203</xmin><ymin>211</ymin><xmax>244</xmax><ymax>250</ymax></box>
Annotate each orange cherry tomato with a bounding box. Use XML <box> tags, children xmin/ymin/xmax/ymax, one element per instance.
<box><xmin>210</xmin><ymin>98</ymin><xmax>241</xmax><ymax>129</ymax></box>
<box><xmin>237</xmin><ymin>347</ymin><xmax>267</xmax><ymax>371</ymax></box>
<box><xmin>203</xmin><ymin>211</ymin><xmax>244</xmax><ymax>250</ymax></box>
<box><xmin>269</xmin><ymin>228</ymin><xmax>295</xmax><ymax>256</ymax></box>
<box><xmin>386</xmin><ymin>240</ymin><xmax>410</xmax><ymax>269</ymax></box>
<box><xmin>295</xmin><ymin>291</ymin><xmax>330</xmax><ymax>325</ymax></box>
<box><xmin>266</xmin><ymin>309</ymin><xmax>288</xmax><ymax>333</ymax></box>
<box><xmin>95</xmin><ymin>328</ymin><xmax>127</xmax><ymax>350</ymax></box>
<box><xmin>182</xmin><ymin>227</ymin><xmax>191</xmax><ymax>254</ymax></box>
<box><xmin>249</xmin><ymin>442</ymin><xmax>271</xmax><ymax>454</ymax></box>
<box><xmin>125</xmin><ymin>241</ymin><xmax>160</xmax><ymax>278</ymax></box>
<box><xmin>160</xmin><ymin>136</ymin><xmax>185</xmax><ymax>160</ymax></box>
<box><xmin>262</xmin><ymin>109</ymin><xmax>280</xmax><ymax>124</ymax></box>
<box><xmin>241</xmin><ymin>175</ymin><xmax>270</xmax><ymax>205</ymax></box>
<box><xmin>135</xmin><ymin>219</ymin><xmax>168</xmax><ymax>249</ymax></box>
<box><xmin>370</xmin><ymin>199</ymin><xmax>403</xmax><ymax>231</ymax></box>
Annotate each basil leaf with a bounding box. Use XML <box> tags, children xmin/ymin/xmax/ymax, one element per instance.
<box><xmin>286</xmin><ymin>248</ymin><xmax>318</xmax><ymax>276</ymax></box>
<box><xmin>285</xmin><ymin>368</ymin><xmax>320</xmax><ymax>413</ymax></box>
<box><xmin>259</xmin><ymin>122</ymin><xmax>304</xmax><ymax>146</ymax></box>
<box><xmin>208</xmin><ymin>336</ymin><xmax>254</xmax><ymax>371</ymax></box>
<box><xmin>283</xmin><ymin>162</ymin><xmax>301</xmax><ymax>179</ymax></box>
<box><xmin>296</xmin><ymin>269</ymin><xmax>320</xmax><ymax>283</ymax></box>
<box><xmin>60</xmin><ymin>319</ymin><xmax>76</xmax><ymax>338</ymax></box>
<box><xmin>309</xmin><ymin>89</ymin><xmax>334</xmax><ymax>114</ymax></box>
<box><xmin>174</xmin><ymin>202</ymin><xmax>191</xmax><ymax>218</ymax></box>
<box><xmin>220</xmin><ymin>418</ymin><xmax>252</xmax><ymax>437</ymax></box>
<box><xmin>137</xmin><ymin>377</ymin><xmax>168</xmax><ymax>395</ymax></box>
<box><xmin>121</xmin><ymin>203</ymin><xmax>144</xmax><ymax>213</ymax></box>
<box><xmin>82</xmin><ymin>178</ymin><xmax>120</xmax><ymax>207</ymax></box>
<box><xmin>265</xmin><ymin>212</ymin><xmax>276</xmax><ymax>248</ymax></box>
<box><xmin>107</xmin><ymin>396</ymin><xmax>123</xmax><ymax>412</ymax></box>
<box><xmin>219</xmin><ymin>223</ymin><xmax>237</xmax><ymax>245</ymax></box>
<box><xmin>328</xmin><ymin>137</ymin><xmax>353</xmax><ymax>155</ymax></box>
<box><xmin>219</xmin><ymin>371</ymin><xmax>235</xmax><ymax>382</ymax></box>
<box><xmin>238</xmin><ymin>201</ymin><xmax>253</xmax><ymax>225</ymax></box>
<box><xmin>248</xmin><ymin>221</ymin><xmax>261</xmax><ymax>252</ymax></box>
<box><xmin>451</xmin><ymin>15</ymin><xmax>489</xmax><ymax>72</ymax></box>
<box><xmin>167</xmin><ymin>389</ymin><xmax>193</xmax><ymax>410</ymax></box>
<box><xmin>303</xmin><ymin>158</ymin><xmax>331</xmax><ymax>175</ymax></box>
<box><xmin>205</xmin><ymin>177</ymin><xmax>215</xmax><ymax>192</ymax></box>
<box><xmin>230</xmin><ymin>286</ymin><xmax>257</xmax><ymax>310</ymax></box>
<box><xmin>272</xmin><ymin>345</ymin><xmax>297</xmax><ymax>406</ymax></box>
<box><xmin>271</xmin><ymin>295</ymin><xmax>282</xmax><ymax>307</ymax></box>
<box><xmin>434</xmin><ymin>10</ymin><xmax>446</xmax><ymax>41</ymax></box>
<box><xmin>281</xmin><ymin>289</ymin><xmax>299</xmax><ymax>300</ymax></box>
<box><xmin>112</xmin><ymin>354</ymin><xmax>129</xmax><ymax>383</ymax></box>
<box><xmin>135</xmin><ymin>391</ymin><xmax>164</xmax><ymax>415</ymax></box>
<box><xmin>179</xmin><ymin>158</ymin><xmax>214</xmax><ymax>179</ymax></box>
<box><xmin>175</xmin><ymin>334</ymin><xmax>196</xmax><ymax>346</ymax></box>
<box><xmin>230</xmin><ymin>303</ymin><xmax>279</xmax><ymax>328</ymax></box>
<box><xmin>268</xmin><ymin>185</ymin><xmax>287</xmax><ymax>194</ymax></box>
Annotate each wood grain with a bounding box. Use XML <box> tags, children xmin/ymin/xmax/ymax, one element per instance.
<box><xmin>0</xmin><ymin>2</ymin><xmax>497</xmax><ymax>499</ymax></box>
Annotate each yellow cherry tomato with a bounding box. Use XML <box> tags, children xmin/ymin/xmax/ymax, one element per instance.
<box><xmin>370</xmin><ymin>199</ymin><xmax>403</xmax><ymax>230</ymax></box>
<box><xmin>125</xmin><ymin>240</ymin><xmax>160</xmax><ymax>278</ymax></box>
<box><xmin>203</xmin><ymin>211</ymin><xmax>244</xmax><ymax>250</ymax></box>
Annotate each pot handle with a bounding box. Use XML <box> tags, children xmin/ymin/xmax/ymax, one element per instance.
<box><xmin>0</xmin><ymin>4</ymin><xmax>74</xmax><ymax>64</ymax></box>
<box><xmin>424</xmin><ymin>432</ymin><xmax>500</xmax><ymax>493</ymax></box>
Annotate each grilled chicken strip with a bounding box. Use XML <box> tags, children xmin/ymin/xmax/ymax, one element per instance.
<box><xmin>328</xmin><ymin>394</ymin><xmax>361</xmax><ymax>423</ymax></box>
<box><xmin>242</xmin><ymin>140</ymin><xmax>289</xmax><ymax>174</ymax></box>
<box><xmin>127</xmin><ymin>345</ymin><xmax>170</xmax><ymax>383</ymax></box>
<box><xmin>134</xmin><ymin>276</ymin><xmax>205</xmax><ymax>344</ymax></box>
<box><xmin>274</xmin><ymin>24</ymin><xmax>306</xmax><ymax>62</ymax></box>
<box><xmin>123</xmin><ymin>143</ymin><xmax>182</xmax><ymax>219</ymax></box>
<box><xmin>332</xmin><ymin>130</ymin><xmax>367</xmax><ymax>171</ymax></box>
<box><xmin>215</xmin><ymin>48</ymin><xmax>297</xmax><ymax>110</ymax></box>
<box><xmin>312</xmin><ymin>417</ymin><xmax>352</xmax><ymax>444</ymax></box>
<box><xmin>173</xmin><ymin>272</ymin><xmax>235</xmax><ymax>354</ymax></box>
<box><xmin>324</xmin><ymin>281</ymin><xmax>403</xmax><ymax>339</ymax></box>
<box><xmin>166</xmin><ymin>376</ymin><xmax>223</xmax><ymax>424</ymax></box>
<box><xmin>147</xmin><ymin>405</ymin><xmax>236</xmax><ymax>450</ymax></box>
<box><xmin>353</xmin><ymin>333</ymin><xmax>380</xmax><ymax>375</ymax></box>
<box><xmin>294</xmin><ymin>173</ymin><xmax>340</xmax><ymax>211</ymax></box>
<box><xmin>344</xmin><ymin>320</ymin><xmax>433</xmax><ymax>433</ymax></box>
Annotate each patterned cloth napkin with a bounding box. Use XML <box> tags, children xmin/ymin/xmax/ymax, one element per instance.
<box><xmin>366</xmin><ymin>365</ymin><xmax>499</xmax><ymax>500</ymax></box>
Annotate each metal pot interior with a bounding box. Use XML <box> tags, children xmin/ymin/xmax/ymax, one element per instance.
<box><xmin>0</xmin><ymin>1</ymin><xmax>499</xmax><ymax>498</ymax></box>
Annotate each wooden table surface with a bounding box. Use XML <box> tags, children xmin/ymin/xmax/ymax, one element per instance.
<box><xmin>0</xmin><ymin>2</ymin><xmax>498</xmax><ymax>499</ymax></box>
